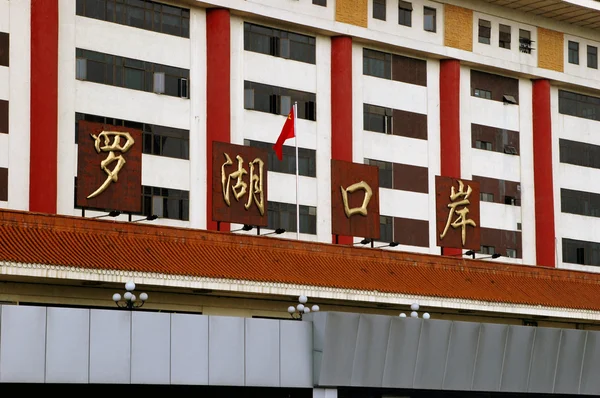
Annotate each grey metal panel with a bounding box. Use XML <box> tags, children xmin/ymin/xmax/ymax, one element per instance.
<box><xmin>0</xmin><ymin>305</ymin><xmax>46</xmax><ymax>383</ymax></box>
<box><xmin>580</xmin><ymin>330</ymin><xmax>600</xmax><ymax>395</ymax></box>
<box><xmin>131</xmin><ymin>311</ymin><xmax>171</xmax><ymax>384</ymax></box>
<box><xmin>318</xmin><ymin>312</ymin><xmax>360</xmax><ymax>386</ymax></box>
<box><xmin>554</xmin><ymin>329</ymin><xmax>587</xmax><ymax>395</ymax></box>
<box><xmin>443</xmin><ymin>321</ymin><xmax>481</xmax><ymax>391</ymax></box>
<box><xmin>89</xmin><ymin>309</ymin><xmax>131</xmax><ymax>384</ymax></box>
<box><xmin>280</xmin><ymin>319</ymin><xmax>312</xmax><ymax>388</ymax></box>
<box><xmin>245</xmin><ymin>318</ymin><xmax>280</xmax><ymax>387</ymax></box>
<box><xmin>208</xmin><ymin>316</ymin><xmax>244</xmax><ymax>386</ymax></box>
<box><xmin>308</xmin><ymin>312</ymin><xmax>326</xmax><ymax>386</ymax></box>
<box><xmin>382</xmin><ymin>317</ymin><xmax>422</xmax><ymax>388</ymax></box>
<box><xmin>45</xmin><ymin>307</ymin><xmax>90</xmax><ymax>383</ymax></box>
<box><xmin>413</xmin><ymin>319</ymin><xmax>452</xmax><ymax>390</ymax></box>
<box><xmin>528</xmin><ymin>327</ymin><xmax>561</xmax><ymax>393</ymax></box>
<box><xmin>351</xmin><ymin>314</ymin><xmax>390</xmax><ymax>387</ymax></box>
<box><xmin>500</xmin><ymin>325</ymin><xmax>535</xmax><ymax>392</ymax></box>
<box><xmin>170</xmin><ymin>313</ymin><xmax>209</xmax><ymax>385</ymax></box>
<box><xmin>472</xmin><ymin>323</ymin><xmax>508</xmax><ymax>391</ymax></box>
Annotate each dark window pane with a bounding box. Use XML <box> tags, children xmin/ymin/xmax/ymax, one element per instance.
<box><xmin>86</xmin><ymin>60</ymin><xmax>106</xmax><ymax>83</ymax></box>
<box><xmin>423</xmin><ymin>7</ymin><xmax>436</xmax><ymax>32</ymax></box>
<box><xmin>373</xmin><ymin>0</ymin><xmax>386</xmax><ymax>20</ymax></box>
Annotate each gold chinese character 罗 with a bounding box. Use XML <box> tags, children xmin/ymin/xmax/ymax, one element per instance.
<box><xmin>221</xmin><ymin>153</ymin><xmax>265</xmax><ymax>215</ymax></box>
<box><xmin>340</xmin><ymin>181</ymin><xmax>373</xmax><ymax>218</ymax></box>
<box><xmin>439</xmin><ymin>180</ymin><xmax>477</xmax><ymax>246</ymax></box>
<box><xmin>87</xmin><ymin>131</ymin><xmax>135</xmax><ymax>199</ymax></box>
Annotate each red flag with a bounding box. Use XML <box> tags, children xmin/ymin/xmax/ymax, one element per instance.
<box><xmin>273</xmin><ymin>107</ymin><xmax>295</xmax><ymax>161</ymax></box>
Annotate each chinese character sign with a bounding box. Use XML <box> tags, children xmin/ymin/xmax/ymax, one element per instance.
<box><xmin>435</xmin><ymin>176</ymin><xmax>481</xmax><ymax>250</ymax></box>
<box><xmin>212</xmin><ymin>141</ymin><xmax>269</xmax><ymax>227</ymax></box>
<box><xmin>76</xmin><ymin>121</ymin><xmax>142</xmax><ymax>213</ymax></box>
<box><xmin>331</xmin><ymin>160</ymin><xmax>380</xmax><ymax>239</ymax></box>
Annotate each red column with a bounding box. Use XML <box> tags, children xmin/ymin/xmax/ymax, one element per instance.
<box><xmin>331</xmin><ymin>36</ymin><xmax>353</xmax><ymax>245</ymax></box>
<box><xmin>439</xmin><ymin>59</ymin><xmax>462</xmax><ymax>256</ymax></box>
<box><xmin>29</xmin><ymin>0</ymin><xmax>59</xmax><ymax>213</ymax></box>
<box><xmin>532</xmin><ymin>79</ymin><xmax>556</xmax><ymax>267</ymax></box>
<box><xmin>206</xmin><ymin>9</ymin><xmax>230</xmax><ymax>231</ymax></box>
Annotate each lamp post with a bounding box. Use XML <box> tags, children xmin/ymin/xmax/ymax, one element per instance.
<box><xmin>399</xmin><ymin>303</ymin><xmax>430</xmax><ymax>319</ymax></box>
<box><xmin>287</xmin><ymin>295</ymin><xmax>320</xmax><ymax>320</ymax></box>
<box><xmin>112</xmin><ymin>281</ymin><xmax>148</xmax><ymax>309</ymax></box>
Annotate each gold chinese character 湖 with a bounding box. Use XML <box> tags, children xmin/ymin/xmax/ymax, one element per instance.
<box><xmin>87</xmin><ymin>131</ymin><xmax>135</xmax><ymax>199</ymax></box>
<box><xmin>439</xmin><ymin>180</ymin><xmax>477</xmax><ymax>246</ymax></box>
<box><xmin>221</xmin><ymin>153</ymin><xmax>265</xmax><ymax>215</ymax></box>
<box><xmin>340</xmin><ymin>181</ymin><xmax>373</xmax><ymax>218</ymax></box>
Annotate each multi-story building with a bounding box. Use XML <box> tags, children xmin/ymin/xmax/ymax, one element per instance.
<box><xmin>4</xmin><ymin>0</ymin><xmax>600</xmax><ymax>394</ymax></box>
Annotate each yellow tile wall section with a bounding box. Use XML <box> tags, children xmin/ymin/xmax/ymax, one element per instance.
<box><xmin>538</xmin><ymin>27</ymin><xmax>564</xmax><ymax>72</ymax></box>
<box><xmin>444</xmin><ymin>4</ymin><xmax>473</xmax><ymax>52</ymax></box>
<box><xmin>335</xmin><ymin>0</ymin><xmax>368</xmax><ymax>28</ymax></box>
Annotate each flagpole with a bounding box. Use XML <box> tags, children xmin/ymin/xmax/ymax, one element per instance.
<box><xmin>294</xmin><ymin>101</ymin><xmax>300</xmax><ymax>241</ymax></box>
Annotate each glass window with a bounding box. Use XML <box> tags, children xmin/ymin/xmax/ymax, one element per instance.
<box><xmin>243</xmin><ymin>23</ymin><xmax>316</xmax><ymax>65</ymax></box>
<box><xmin>559</xmin><ymin>90</ymin><xmax>600</xmax><ymax>122</ymax></box>
<box><xmin>245</xmin><ymin>139</ymin><xmax>316</xmax><ymax>177</ymax></box>
<box><xmin>267</xmin><ymin>201</ymin><xmax>316</xmax><ymax>234</ymax></box>
<box><xmin>244</xmin><ymin>81</ymin><xmax>316</xmax><ymax>121</ymax></box>
<box><xmin>423</xmin><ymin>7</ymin><xmax>436</xmax><ymax>32</ymax></box>
<box><xmin>379</xmin><ymin>216</ymin><xmax>393</xmax><ymax>243</ymax></box>
<box><xmin>313</xmin><ymin>0</ymin><xmax>327</xmax><ymax>6</ymax></box>
<box><xmin>519</xmin><ymin>29</ymin><xmax>532</xmax><ymax>54</ymax></box>
<box><xmin>588</xmin><ymin>45</ymin><xmax>598</xmax><ymax>69</ymax></box>
<box><xmin>561</xmin><ymin>188</ymin><xmax>600</xmax><ymax>218</ymax></box>
<box><xmin>480</xmin><ymin>192</ymin><xmax>494</xmax><ymax>202</ymax></box>
<box><xmin>363</xmin><ymin>48</ymin><xmax>391</xmax><ymax>79</ymax></box>
<box><xmin>363</xmin><ymin>104</ymin><xmax>392</xmax><ymax>134</ymax></box>
<box><xmin>478</xmin><ymin>19</ymin><xmax>491</xmax><ymax>45</ymax></box>
<box><xmin>365</xmin><ymin>158</ymin><xmax>393</xmax><ymax>189</ymax></box>
<box><xmin>142</xmin><ymin>185</ymin><xmax>189</xmax><ymax>221</ymax></box>
<box><xmin>473</xmin><ymin>88</ymin><xmax>492</xmax><ymax>100</ymax></box>
<box><xmin>373</xmin><ymin>0</ymin><xmax>386</xmax><ymax>21</ymax></box>
<box><xmin>563</xmin><ymin>238</ymin><xmax>600</xmax><ymax>266</ymax></box>
<box><xmin>481</xmin><ymin>245</ymin><xmax>495</xmax><ymax>255</ymax></box>
<box><xmin>569</xmin><ymin>41</ymin><xmax>580</xmax><ymax>65</ymax></box>
<box><xmin>506</xmin><ymin>248</ymin><xmax>517</xmax><ymax>258</ymax></box>
<box><xmin>398</xmin><ymin>1</ymin><xmax>412</xmax><ymax>27</ymax></box>
<box><xmin>499</xmin><ymin>24</ymin><xmax>511</xmax><ymax>49</ymax></box>
<box><xmin>475</xmin><ymin>140</ymin><xmax>493</xmax><ymax>151</ymax></box>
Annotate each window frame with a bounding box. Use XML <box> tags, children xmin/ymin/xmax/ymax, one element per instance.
<box><xmin>588</xmin><ymin>45</ymin><xmax>598</xmax><ymax>69</ymax></box>
<box><xmin>569</xmin><ymin>41</ymin><xmax>580</xmax><ymax>65</ymax></box>
<box><xmin>478</xmin><ymin>19</ymin><xmax>491</xmax><ymax>45</ymax></box>
<box><xmin>398</xmin><ymin>1</ymin><xmax>412</xmax><ymax>27</ymax></box>
<box><xmin>423</xmin><ymin>7</ymin><xmax>436</xmax><ymax>33</ymax></box>
<box><xmin>499</xmin><ymin>24</ymin><xmax>511</xmax><ymax>49</ymax></box>
<box><xmin>373</xmin><ymin>0</ymin><xmax>387</xmax><ymax>21</ymax></box>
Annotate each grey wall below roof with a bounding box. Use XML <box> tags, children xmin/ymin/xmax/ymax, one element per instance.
<box><xmin>0</xmin><ymin>305</ymin><xmax>313</xmax><ymax>386</ymax></box>
<box><xmin>308</xmin><ymin>311</ymin><xmax>600</xmax><ymax>395</ymax></box>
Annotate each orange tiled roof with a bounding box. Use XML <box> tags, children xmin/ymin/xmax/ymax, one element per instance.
<box><xmin>1</xmin><ymin>209</ymin><xmax>600</xmax><ymax>311</ymax></box>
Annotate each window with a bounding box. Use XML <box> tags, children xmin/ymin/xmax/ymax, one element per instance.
<box><xmin>0</xmin><ymin>100</ymin><xmax>7</xmax><ymax>134</ymax></box>
<box><xmin>423</xmin><ymin>7</ymin><xmax>436</xmax><ymax>32</ymax></box>
<box><xmin>380</xmin><ymin>216</ymin><xmax>393</xmax><ymax>243</ymax></box>
<box><xmin>373</xmin><ymin>0</ymin><xmax>386</xmax><ymax>20</ymax></box>
<box><xmin>473</xmin><ymin>88</ymin><xmax>492</xmax><ymax>100</ymax></box>
<box><xmin>569</xmin><ymin>41</ymin><xmax>580</xmax><ymax>65</ymax></box>
<box><xmin>75</xmin><ymin>0</ymin><xmax>190</xmax><ymax>38</ymax></box>
<box><xmin>478</xmin><ymin>19</ymin><xmax>491</xmax><ymax>45</ymax></box>
<box><xmin>365</xmin><ymin>159</ymin><xmax>393</xmax><ymax>189</ymax></box>
<box><xmin>499</xmin><ymin>24</ymin><xmax>511</xmax><ymax>49</ymax></box>
<box><xmin>0</xmin><ymin>167</ymin><xmax>6</xmax><ymax>201</ymax></box>
<box><xmin>76</xmin><ymin>113</ymin><xmax>189</xmax><ymax>160</ymax></box>
<box><xmin>244</xmin><ymin>81</ymin><xmax>316</xmax><ymax>121</ymax></box>
<box><xmin>560</xmin><ymin>138</ymin><xmax>600</xmax><ymax>169</ymax></box>
<box><xmin>142</xmin><ymin>186</ymin><xmax>189</xmax><ymax>221</ymax></box>
<box><xmin>559</xmin><ymin>90</ymin><xmax>600</xmax><ymax>122</ymax></box>
<box><xmin>504</xmin><ymin>196</ymin><xmax>517</xmax><ymax>205</ymax></box>
<box><xmin>363</xmin><ymin>48</ymin><xmax>391</xmax><ymax>79</ymax></box>
<box><xmin>0</xmin><ymin>32</ymin><xmax>8</xmax><ymax>67</ymax></box>
<box><xmin>506</xmin><ymin>248</ymin><xmax>517</xmax><ymax>258</ymax></box>
<box><xmin>267</xmin><ymin>201</ymin><xmax>316</xmax><ymax>234</ymax></box>
<box><xmin>243</xmin><ymin>23</ymin><xmax>316</xmax><ymax>64</ymax></box>
<box><xmin>312</xmin><ymin>0</ymin><xmax>327</xmax><ymax>5</ymax></box>
<box><xmin>398</xmin><ymin>1</ymin><xmax>412</xmax><ymax>27</ymax></box>
<box><xmin>588</xmin><ymin>45</ymin><xmax>598</xmax><ymax>69</ymax></box>
<box><xmin>475</xmin><ymin>140</ymin><xmax>492</xmax><ymax>151</ymax></box>
<box><xmin>563</xmin><ymin>238</ymin><xmax>600</xmax><ymax>266</ymax></box>
<box><xmin>561</xmin><ymin>188</ymin><xmax>600</xmax><ymax>218</ymax></box>
<box><xmin>481</xmin><ymin>245</ymin><xmax>495</xmax><ymax>255</ymax></box>
<box><xmin>480</xmin><ymin>192</ymin><xmax>494</xmax><ymax>202</ymax></box>
<box><xmin>363</xmin><ymin>104</ymin><xmax>392</xmax><ymax>134</ymax></box>
<box><xmin>519</xmin><ymin>29</ymin><xmax>532</xmax><ymax>54</ymax></box>
<box><xmin>244</xmin><ymin>140</ymin><xmax>316</xmax><ymax>177</ymax></box>
<box><xmin>75</xmin><ymin>49</ymin><xmax>190</xmax><ymax>98</ymax></box>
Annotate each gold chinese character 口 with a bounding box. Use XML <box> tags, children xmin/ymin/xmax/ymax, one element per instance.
<box><xmin>439</xmin><ymin>180</ymin><xmax>477</xmax><ymax>246</ymax></box>
<box><xmin>340</xmin><ymin>181</ymin><xmax>373</xmax><ymax>218</ymax></box>
<box><xmin>87</xmin><ymin>131</ymin><xmax>135</xmax><ymax>199</ymax></box>
<box><xmin>221</xmin><ymin>153</ymin><xmax>265</xmax><ymax>215</ymax></box>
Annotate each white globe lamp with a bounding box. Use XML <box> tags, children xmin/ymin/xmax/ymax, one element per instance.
<box><xmin>125</xmin><ymin>281</ymin><xmax>136</xmax><ymax>292</ymax></box>
<box><xmin>139</xmin><ymin>292</ymin><xmax>148</xmax><ymax>301</ymax></box>
<box><xmin>311</xmin><ymin>304</ymin><xmax>320</xmax><ymax>312</ymax></box>
<box><xmin>299</xmin><ymin>295</ymin><xmax>308</xmax><ymax>304</ymax></box>
<box><xmin>112</xmin><ymin>293</ymin><xmax>121</xmax><ymax>302</ymax></box>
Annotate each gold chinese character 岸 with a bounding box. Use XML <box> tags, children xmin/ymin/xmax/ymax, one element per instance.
<box><xmin>439</xmin><ymin>180</ymin><xmax>477</xmax><ymax>246</ymax></box>
<box><xmin>340</xmin><ymin>181</ymin><xmax>373</xmax><ymax>218</ymax></box>
<box><xmin>87</xmin><ymin>131</ymin><xmax>135</xmax><ymax>199</ymax></box>
<box><xmin>221</xmin><ymin>153</ymin><xmax>265</xmax><ymax>215</ymax></box>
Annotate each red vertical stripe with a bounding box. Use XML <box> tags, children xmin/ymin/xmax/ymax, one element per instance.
<box><xmin>439</xmin><ymin>59</ymin><xmax>462</xmax><ymax>257</ymax></box>
<box><xmin>206</xmin><ymin>9</ymin><xmax>230</xmax><ymax>231</ymax></box>
<box><xmin>532</xmin><ymin>79</ymin><xmax>556</xmax><ymax>267</ymax></box>
<box><xmin>331</xmin><ymin>36</ymin><xmax>353</xmax><ymax>245</ymax></box>
<box><xmin>29</xmin><ymin>0</ymin><xmax>59</xmax><ymax>213</ymax></box>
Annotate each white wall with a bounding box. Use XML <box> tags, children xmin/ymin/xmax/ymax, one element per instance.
<box><xmin>564</xmin><ymin>33</ymin><xmax>600</xmax><ymax>81</ymax></box>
